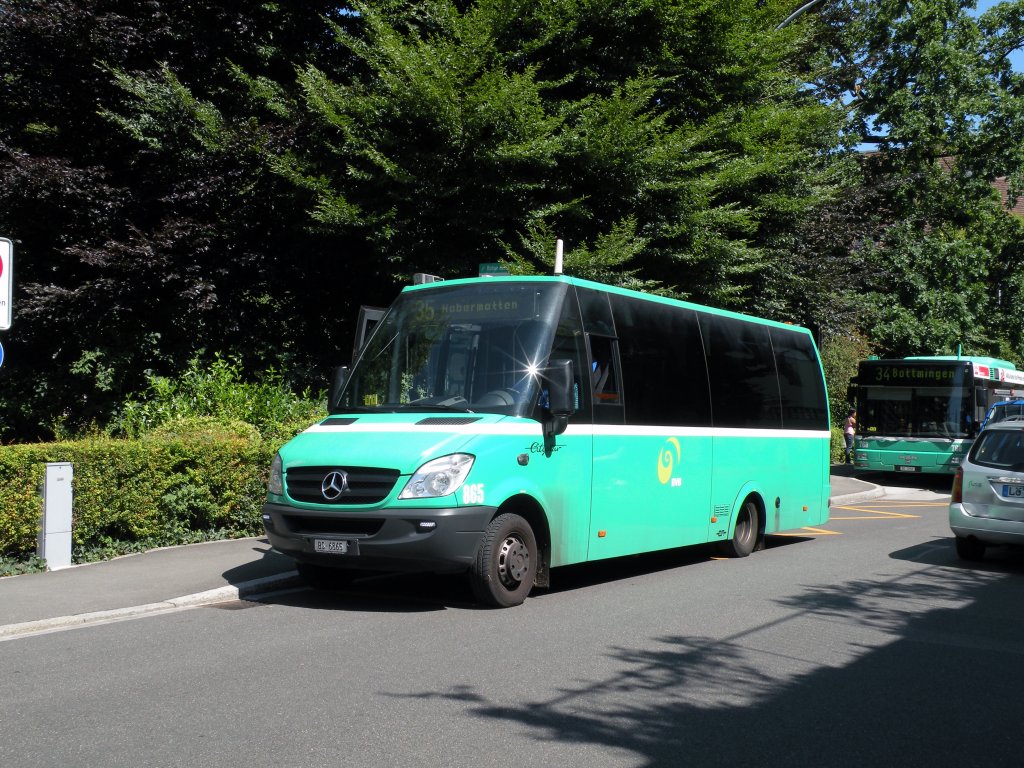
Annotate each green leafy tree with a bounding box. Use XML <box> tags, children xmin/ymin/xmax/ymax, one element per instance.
<box><xmin>819</xmin><ymin>328</ymin><xmax>871</xmax><ymax>423</ymax></box>
<box><xmin>274</xmin><ymin>0</ymin><xmax>848</xmax><ymax>316</ymax></box>
<box><xmin>815</xmin><ymin>0</ymin><xmax>1024</xmax><ymax>362</ymax></box>
<box><xmin>0</xmin><ymin>1</ymin><xmax>355</xmax><ymax>439</ymax></box>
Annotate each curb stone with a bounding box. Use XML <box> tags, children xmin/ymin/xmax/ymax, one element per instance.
<box><xmin>829</xmin><ymin>487</ymin><xmax>886</xmax><ymax>507</ymax></box>
<box><xmin>0</xmin><ymin>570</ymin><xmax>301</xmax><ymax>641</ymax></box>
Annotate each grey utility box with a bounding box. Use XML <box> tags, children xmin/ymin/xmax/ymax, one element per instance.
<box><xmin>38</xmin><ymin>462</ymin><xmax>73</xmax><ymax>570</ymax></box>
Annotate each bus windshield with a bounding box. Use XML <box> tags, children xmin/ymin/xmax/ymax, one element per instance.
<box><xmin>335</xmin><ymin>281</ymin><xmax>565</xmax><ymax>417</ymax></box>
<box><xmin>857</xmin><ymin>363</ymin><xmax>973</xmax><ymax>438</ymax></box>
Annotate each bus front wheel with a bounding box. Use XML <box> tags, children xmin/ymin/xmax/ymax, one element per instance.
<box><xmin>718</xmin><ymin>501</ymin><xmax>759</xmax><ymax>558</ymax></box>
<box><xmin>470</xmin><ymin>513</ymin><xmax>538</xmax><ymax>608</ymax></box>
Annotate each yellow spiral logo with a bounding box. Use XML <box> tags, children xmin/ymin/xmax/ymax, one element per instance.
<box><xmin>657</xmin><ymin>437</ymin><xmax>681</xmax><ymax>484</ymax></box>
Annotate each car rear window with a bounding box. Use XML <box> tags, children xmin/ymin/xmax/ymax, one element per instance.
<box><xmin>970</xmin><ymin>429</ymin><xmax>1024</xmax><ymax>470</ymax></box>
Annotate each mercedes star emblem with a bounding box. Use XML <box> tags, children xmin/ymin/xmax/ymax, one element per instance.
<box><xmin>321</xmin><ymin>470</ymin><xmax>350</xmax><ymax>501</ymax></box>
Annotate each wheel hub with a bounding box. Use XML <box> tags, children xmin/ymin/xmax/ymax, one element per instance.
<box><xmin>497</xmin><ymin>535</ymin><xmax>529</xmax><ymax>588</ymax></box>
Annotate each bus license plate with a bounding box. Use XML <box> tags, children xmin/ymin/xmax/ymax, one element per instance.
<box><xmin>1000</xmin><ymin>485</ymin><xmax>1024</xmax><ymax>498</ymax></box>
<box><xmin>314</xmin><ymin>539</ymin><xmax>351</xmax><ymax>554</ymax></box>
<box><xmin>897</xmin><ymin>465</ymin><xmax>920</xmax><ymax>473</ymax></box>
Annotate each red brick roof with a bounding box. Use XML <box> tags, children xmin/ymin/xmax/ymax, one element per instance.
<box><xmin>993</xmin><ymin>177</ymin><xmax>1024</xmax><ymax>217</ymax></box>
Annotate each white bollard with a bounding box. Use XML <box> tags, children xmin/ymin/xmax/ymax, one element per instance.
<box><xmin>38</xmin><ymin>462</ymin><xmax>73</xmax><ymax>570</ymax></box>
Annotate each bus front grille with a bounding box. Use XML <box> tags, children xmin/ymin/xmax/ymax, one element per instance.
<box><xmin>286</xmin><ymin>466</ymin><xmax>400</xmax><ymax>505</ymax></box>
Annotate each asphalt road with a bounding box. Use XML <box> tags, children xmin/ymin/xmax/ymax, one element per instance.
<box><xmin>4</xmin><ymin>478</ymin><xmax>1023</xmax><ymax>768</ymax></box>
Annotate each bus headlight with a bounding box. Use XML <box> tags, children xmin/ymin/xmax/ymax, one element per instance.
<box><xmin>268</xmin><ymin>453</ymin><xmax>284</xmax><ymax>496</ymax></box>
<box><xmin>399</xmin><ymin>454</ymin><xmax>475</xmax><ymax>499</ymax></box>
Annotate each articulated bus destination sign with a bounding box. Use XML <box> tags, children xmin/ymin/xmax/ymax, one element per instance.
<box><xmin>863</xmin><ymin>363</ymin><xmax>965</xmax><ymax>385</ymax></box>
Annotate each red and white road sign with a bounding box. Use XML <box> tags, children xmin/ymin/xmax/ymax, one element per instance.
<box><xmin>0</xmin><ymin>238</ymin><xmax>11</xmax><ymax>330</ymax></box>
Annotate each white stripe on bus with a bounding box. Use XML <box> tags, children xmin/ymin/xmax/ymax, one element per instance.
<box><xmin>305</xmin><ymin>422</ymin><xmax>830</xmax><ymax>439</ymax></box>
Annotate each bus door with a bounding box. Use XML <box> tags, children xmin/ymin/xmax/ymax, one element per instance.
<box><xmin>587</xmin><ymin>333</ymin><xmax>631</xmax><ymax>558</ymax></box>
<box><xmin>586</xmin><ymin>310</ymin><xmax>714</xmax><ymax>560</ymax></box>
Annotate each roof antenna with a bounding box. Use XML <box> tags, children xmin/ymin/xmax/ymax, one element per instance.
<box><xmin>554</xmin><ymin>239</ymin><xmax>563</xmax><ymax>276</ymax></box>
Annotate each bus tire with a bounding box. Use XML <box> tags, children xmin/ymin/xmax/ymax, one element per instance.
<box><xmin>718</xmin><ymin>500</ymin><xmax>759</xmax><ymax>558</ymax></box>
<box><xmin>470</xmin><ymin>513</ymin><xmax>537</xmax><ymax>608</ymax></box>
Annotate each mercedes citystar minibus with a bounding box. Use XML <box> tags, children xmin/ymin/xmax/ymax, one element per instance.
<box><xmin>262</xmin><ymin>276</ymin><xmax>831</xmax><ymax>607</ymax></box>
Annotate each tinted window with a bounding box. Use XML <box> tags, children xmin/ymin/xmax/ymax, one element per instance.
<box><xmin>541</xmin><ymin>287</ymin><xmax>590</xmax><ymax>424</ymax></box>
<box><xmin>610</xmin><ymin>295</ymin><xmax>712</xmax><ymax>427</ymax></box>
<box><xmin>588</xmin><ymin>335</ymin><xmax>621</xmax><ymax>405</ymax></box>
<box><xmin>770</xmin><ymin>328</ymin><xmax>829</xmax><ymax>429</ymax></box>
<box><xmin>700</xmin><ymin>314</ymin><xmax>781</xmax><ymax>428</ymax></box>
<box><xmin>970</xmin><ymin>428</ymin><xmax>1024</xmax><ymax>470</ymax></box>
<box><xmin>578</xmin><ymin>288</ymin><xmax>615</xmax><ymax>336</ymax></box>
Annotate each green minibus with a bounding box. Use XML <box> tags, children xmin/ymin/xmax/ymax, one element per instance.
<box><xmin>262</xmin><ymin>276</ymin><xmax>831</xmax><ymax>607</ymax></box>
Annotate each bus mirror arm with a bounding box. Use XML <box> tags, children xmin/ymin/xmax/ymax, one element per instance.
<box><xmin>543</xmin><ymin>359</ymin><xmax>575</xmax><ymax>438</ymax></box>
<box><xmin>329</xmin><ymin>366</ymin><xmax>349</xmax><ymax>413</ymax></box>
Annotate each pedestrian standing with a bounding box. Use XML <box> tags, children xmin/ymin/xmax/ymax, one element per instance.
<box><xmin>843</xmin><ymin>409</ymin><xmax>857</xmax><ymax>464</ymax></box>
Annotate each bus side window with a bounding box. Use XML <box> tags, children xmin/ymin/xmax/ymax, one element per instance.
<box><xmin>588</xmin><ymin>335</ymin><xmax>620</xmax><ymax>404</ymax></box>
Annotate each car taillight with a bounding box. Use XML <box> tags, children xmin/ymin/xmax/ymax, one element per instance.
<box><xmin>951</xmin><ymin>468</ymin><xmax>964</xmax><ymax>503</ymax></box>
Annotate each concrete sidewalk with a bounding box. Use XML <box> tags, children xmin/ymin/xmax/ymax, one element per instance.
<box><xmin>0</xmin><ymin>537</ymin><xmax>302</xmax><ymax>639</ymax></box>
<box><xmin>829</xmin><ymin>462</ymin><xmax>885</xmax><ymax>505</ymax></box>
<box><xmin>0</xmin><ymin>467</ymin><xmax>882</xmax><ymax>639</ymax></box>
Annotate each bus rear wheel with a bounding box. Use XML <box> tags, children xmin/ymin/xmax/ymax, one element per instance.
<box><xmin>470</xmin><ymin>513</ymin><xmax>538</xmax><ymax>608</ymax></box>
<box><xmin>718</xmin><ymin>501</ymin><xmax>759</xmax><ymax>558</ymax></box>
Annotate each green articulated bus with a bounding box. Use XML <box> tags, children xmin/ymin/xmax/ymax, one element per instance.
<box><xmin>262</xmin><ymin>276</ymin><xmax>832</xmax><ymax>607</ymax></box>
<box><xmin>853</xmin><ymin>356</ymin><xmax>1024</xmax><ymax>475</ymax></box>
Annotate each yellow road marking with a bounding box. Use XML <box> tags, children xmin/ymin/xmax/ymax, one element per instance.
<box><xmin>835</xmin><ymin>501</ymin><xmax>946</xmax><ymax>509</ymax></box>
<box><xmin>831</xmin><ymin>509</ymin><xmax>920</xmax><ymax>520</ymax></box>
<box><xmin>767</xmin><ymin>500</ymin><xmax>946</xmax><ymax>539</ymax></box>
<box><xmin>774</xmin><ymin>526</ymin><xmax>842</xmax><ymax>536</ymax></box>
<box><xmin>830</xmin><ymin>501</ymin><xmax>942</xmax><ymax>520</ymax></box>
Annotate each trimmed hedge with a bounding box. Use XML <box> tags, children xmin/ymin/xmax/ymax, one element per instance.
<box><xmin>831</xmin><ymin>426</ymin><xmax>846</xmax><ymax>465</ymax></box>
<box><xmin>0</xmin><ymin>419</ymin><xmax>278</xmax><ymax>568</ymax></box>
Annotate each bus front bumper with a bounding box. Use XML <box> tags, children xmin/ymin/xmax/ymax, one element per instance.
<box><xmin>855</xmin><ymin>451</ymin><xmax>962</xmax><ymax>474</ymax></box>
<box><xmin>261</xmin><ymin>502</ymin><xmax>497</xmax><ymax>574</ymax></box>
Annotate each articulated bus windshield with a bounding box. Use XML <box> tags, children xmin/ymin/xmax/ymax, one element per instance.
<box><xmin>336</xmin><ymin>281</ymin><xmax>565</xmax><ymax>417</ymax></box>
<box><xmin>858</xmin><ymin>364</ymin><xmax>972</xmax><ymax>438</ymax></box>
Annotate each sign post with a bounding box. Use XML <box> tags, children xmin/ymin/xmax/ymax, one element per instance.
<box><xmin>0</xmin><ymin>237</ymin><xmax>12</xmax><ymax>330</ymax></box>
<box><xmin>478</xmin><ymin>262</ymin><xmax>509</xmax><ymax>278</ymax></box>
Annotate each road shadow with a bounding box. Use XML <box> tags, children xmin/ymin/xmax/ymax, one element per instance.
<box><xmin>252</xmin><ymin>537</ymin><xmax>816</xmax><ymax>613</ymax></box>
<box><xmin>388</xmin><ymin>546</ymin><xmax>1024</xmax><ymax>767</ymax></box>
<box><xmin>220</xmin><ymin>538</ymin><xmax>297</xmax><ymax>586</ymax></box>
<box><xmin>892</xmin><ymin>534</ymin><xmax>1024</xmax><ymax>572</ymax></box>
<box><xmin>257</xmin><ymin>570</ymin><xmax>472</xmax><ymax>613</ymax></box>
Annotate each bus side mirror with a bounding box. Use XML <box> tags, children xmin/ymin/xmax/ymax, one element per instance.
<box><xmin>544</xmin><ymin>359</ymin><xmax>574</xmax><ymax>437</ymax></box>
<box><xmin>977</xmin><ymin>388</ymin><xmax>990</xmax><ymax>409</ymax></box>
<box><xmin>329</xmin><ymin>366</ymin><xmax>349</xmax><ymax>413</ymax></box>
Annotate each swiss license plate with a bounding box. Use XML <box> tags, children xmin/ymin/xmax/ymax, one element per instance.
<box><xmin>314</xmin><ymin>539</ymin><xmax>351</xmax><ymax>554</ymax></box>
<box><xmin>1000</xmin><ymin>485</ymin><xmax>1024</xmax><ymax>498</ymax></box>
<box><xmin>897</xmin><ymin>465</ymin><xmax>920</xmax><ymax>473</ymax></box>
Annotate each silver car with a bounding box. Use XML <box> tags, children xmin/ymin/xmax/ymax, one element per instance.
<box><xmin>950</xmin><ymin>419</ymin><xmax>1024</xmax><ymax>560</ymax></box>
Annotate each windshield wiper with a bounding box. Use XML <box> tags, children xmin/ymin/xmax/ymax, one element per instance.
<box><xmin>329</xmin><ymin>405</ymin><xmax>381</xmax><ymax>414</ymax></box>
<box><xmin>332</xmin><ymin>399</ymin><xmax>476</xmax><ymax>414</ymax></box>
<box><xmin>386</xmin><ymin>403</ymin><xmax>475</xmax><ymax>413</ymax></box>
